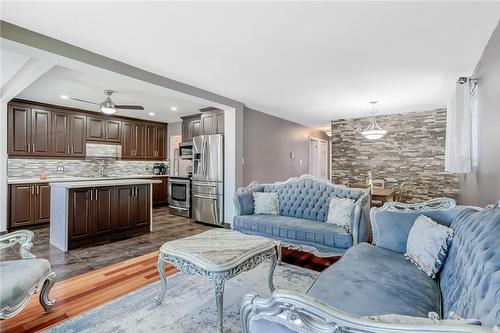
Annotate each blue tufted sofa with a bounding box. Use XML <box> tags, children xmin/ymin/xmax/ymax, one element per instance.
<box><xmin>241</xmin><ymin>198</ymin><xmax>500</xmax><ymax>332</ymax></box>
<box><xmin>232</xmin><ymin>175</ymin><xmax>370</xmax><ymax>258</ymax></box>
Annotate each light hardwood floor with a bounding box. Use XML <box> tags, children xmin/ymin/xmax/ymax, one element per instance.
<box><xmin>0</xmin><ymin>251</ymin><xmax>175</xmax><ymax>333</ymax></box>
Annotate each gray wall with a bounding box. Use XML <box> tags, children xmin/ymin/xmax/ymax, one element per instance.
<box><xmin>458</xmin><ymin>22</ymin><xmax>500</xmax><ymax>206</ymax></box>
<box><xmin>242</xmin><ymin>107</ymin><xmax>328</xmax><ymax>185</ymax></box>
<box><xmin>331</xmin><ymin>109</ymin><xmax>459</xmax><ymax>203</ymax></box>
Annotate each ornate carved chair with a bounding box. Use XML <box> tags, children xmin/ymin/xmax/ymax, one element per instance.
<box><xmin>0</xmin><ymin>230</ymin><xmax>56</xmax><ymax>319</ymax></box>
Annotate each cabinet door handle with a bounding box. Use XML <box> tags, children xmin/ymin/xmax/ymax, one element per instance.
<box><xmin>32</xmin><ymin>144</ymin><xmax>35</xmax><ymax>152</ymax></box>
<box><xmin>31</xmin><ymin>185</ymin><xmax>35</xmax><ymax>195</ymax></box>
<box><xmin>90</xmin><ymin>189</ymin><xmax>93</xmax><ymax>201</ymax></box>
<box><xmin>36</xmin><ymin>185</ymin><xmax>40</xmax><ymax>195</ymax></box>
<box><xmin>95</xmin><ymin>189</ymin><xmax>98</xmax><ymax>200</ymax></box>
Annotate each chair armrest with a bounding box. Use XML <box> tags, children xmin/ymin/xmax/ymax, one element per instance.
<box><xmin>0</xmin><ymin>230</ymin><xmax>35</xmax><ymax>259</ymax></box>
<box><xmin>350</xmin><ymin>190</ymin><xmax>370</xmax><ymax>245</ymax></box>
<box><xmin>241</xmin><ymin>289</ymin><xmax>494</xmax><ymax>333</ymax></box>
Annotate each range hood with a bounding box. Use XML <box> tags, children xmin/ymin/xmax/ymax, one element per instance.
<box><xmin>86</xmin><ymin>143</ymin><xmax>122</xmax><ymax>158</ymax></box>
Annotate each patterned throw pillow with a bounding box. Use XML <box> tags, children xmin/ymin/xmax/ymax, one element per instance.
<box><xmin>326</xmin><ymin>197</ymin><xmax>355</xmax><ymax>232</ymax></box>
<box><xmin>253</xmin><ymin>192</ymin><xmax>279</xmax><ymax>215</ymax></box>
<box><xmin>405</xmin><ymin>215</ymin><xmax>454</xmax><ymax>278</ymax></box>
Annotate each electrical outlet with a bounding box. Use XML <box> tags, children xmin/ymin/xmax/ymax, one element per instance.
<box><xmin>56</xmin><ymin>164</ymin><xmax>64</xmax><ymax>172</ymax></box>
<box><xmin>289</xmin><ymin>152</ymin><xmax>295</xmax><ymax>159</ymax></box>
<box><xmin>299</xmin><ymin>159</ymin><xmax>303</xmax><ymax>165</ymax></box>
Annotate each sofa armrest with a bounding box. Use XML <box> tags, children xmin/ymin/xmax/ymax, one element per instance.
<box><xmin>0</xmin><ymin>230</ymin><xmax>35</xmax><ymax>259</ymax></box>
<box><xmin>241</xmin><ymin>289</ymin><xmax>493</xmax><ymax>333</ymax></box>
<box><xmin>350</xmin><ymin>190</ymin><xmax>370</xmax><ymax>245</ymax></box>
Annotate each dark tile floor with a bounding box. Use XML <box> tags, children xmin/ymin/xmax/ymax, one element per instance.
<box><xmin>0</xmin><ymin>207</ymin><xmax>214</xmax><ymax>281</ymax></box>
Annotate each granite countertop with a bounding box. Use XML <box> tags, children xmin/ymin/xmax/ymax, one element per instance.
<box><xmin>50</xmin><ymin>179</ymin><xmax>162</xmax><ymax>188</ymax></box>
<box><xmin>8</xmin><ymin>174</ymin><xmax>169</xmax><ymax>184</ymax></box>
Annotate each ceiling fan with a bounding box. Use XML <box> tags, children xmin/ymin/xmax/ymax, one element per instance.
<box><xmin>63</xmin><ymin>89</ymin><xmax>144</xmax><ymax>115</ymax></box>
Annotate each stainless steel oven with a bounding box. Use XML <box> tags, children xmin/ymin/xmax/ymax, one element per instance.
<box><xmin>168</xmin><ymin>177</ymin><xmax>191</xmax><ymax>217</ymax></box>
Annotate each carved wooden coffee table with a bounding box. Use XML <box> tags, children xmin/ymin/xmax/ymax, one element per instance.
<box><xmin>155</xmin><ymin>229</ymin><xmax>277</xmax><ymax>333</ymax></box>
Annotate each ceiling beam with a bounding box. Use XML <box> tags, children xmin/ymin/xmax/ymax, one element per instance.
<box><xmin>0</xmin><ymin>20</ymin><xmax>244</xmax><ymax>110</ymax></box>
<box><xmin>0</xmin><ymin>57</ymin><xmax>54</xmax><ymax>102</ymax></box>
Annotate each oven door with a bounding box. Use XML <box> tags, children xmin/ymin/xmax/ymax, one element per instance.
<box><xmin>169</xmin><ymin>179</ymin><xmax>190</xmax><ymax>209</ymax></box>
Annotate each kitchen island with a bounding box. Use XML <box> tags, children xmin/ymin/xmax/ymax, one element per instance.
<box><xmin>50</xmin><ymin>179</ymin><xmax>161</xmax><ymax>251</ymax></box>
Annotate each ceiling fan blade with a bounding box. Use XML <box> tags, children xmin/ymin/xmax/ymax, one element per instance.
<box><xmin>69</xmin><ymin>97</ymin><xmax>99</xmax><ymax>105</ymax></box>
<box><xmin>115</xmin><ymin>105</ymin><xmax>144</xmax><ymax>110</ymax></box>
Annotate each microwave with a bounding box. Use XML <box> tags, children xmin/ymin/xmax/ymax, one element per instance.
<box><xmin>179</xmin><ymin>142</ymin><xmax>193</xmax><ymax>160</ymax></box>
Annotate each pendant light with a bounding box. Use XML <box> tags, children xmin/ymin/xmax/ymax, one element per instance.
<box><xmin>361</xmin><ymin>101</ymin><xmax>387</xmax><ymax>140</ymax></box>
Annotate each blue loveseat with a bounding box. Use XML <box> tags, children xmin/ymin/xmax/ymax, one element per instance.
<box><xmin>241</xmin><ymin>198</ymin><xmax>500</xmax><ymax>332</ymax></box>
<box><xmin>233</xmin><ymin>175</ymin><xmax>370</xmax><ymax>258</ymax></box>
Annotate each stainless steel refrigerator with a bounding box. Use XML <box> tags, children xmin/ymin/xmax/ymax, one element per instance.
<box><xmin>192</xmin><ymin>134</ymin><xmax>224</xmax><ymax>225</ymax></box>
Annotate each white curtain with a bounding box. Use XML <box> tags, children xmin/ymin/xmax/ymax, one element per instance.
<box><xmin>445</xmin><ymin>81</ymin><xmax>476</xmax><ymax>173</ymax></box>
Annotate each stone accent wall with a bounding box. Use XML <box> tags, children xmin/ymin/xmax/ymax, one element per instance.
<box><xmin>331</xmin><ymin>109</ymin><xmax>459</xmax><ymax>203</ymax></box>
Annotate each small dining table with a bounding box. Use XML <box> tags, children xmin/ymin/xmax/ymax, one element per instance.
<box><xmin>350</xmin><ymin>184</ymin><xmax>396</xmax><ymax>207</ymax></box>
<box><xmin>371</xmin><ymin>187</ymin><xmax>396</xmax><ymax>206</ymax></box>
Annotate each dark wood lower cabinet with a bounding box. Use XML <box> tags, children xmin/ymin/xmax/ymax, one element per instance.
<box><xmin>67</xmin><ymin>185</ymin><xmax>150</xmax><ymax>248</ymax></box>
<box><xmin>68</xmin><ymin>188</ymin><xmax>93</xmax><ymax>241</ymax></box>
<box><xmin>9</xmin><ymin>183</ymin><xmax>51</xmax><ymax>229</ymax></box>
<box><xmin>35</xmin><ymin>184</ymin><xmax>51</xmax><ymax>224</ymax></box>
<box><xmin>133</xmin><ymin>184</ymin><xmax>150</xmax><ymax>227</ymax></box>
<box><xmin>152</xmin><ymin>177</ymin><xmax>168</xmax><ymax>207</ymax></box>
<box><xmin>94</xmin><ymin>186</ymin><xmax>114</xmax><ymax>235</ymax></box>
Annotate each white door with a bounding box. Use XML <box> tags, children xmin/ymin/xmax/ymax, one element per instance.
<box><xmin>309</xmin><ymin>137</ymin><xmax>328</xmax><ymax>179</ymax></box>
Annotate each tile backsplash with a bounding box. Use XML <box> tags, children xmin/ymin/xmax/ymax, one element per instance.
<box><xmin>8</xmin><ymin>158</ymin><xmax>169</xmax><ymax>179</ymax></box>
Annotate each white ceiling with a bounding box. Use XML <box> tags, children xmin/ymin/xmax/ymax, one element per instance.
<box><xmin>2</xmin><ymin>1</ymin><xmax>499</xmax><ymax>126</ymax></box>
<box><xmin>15</xmin><ymin>65</ymin><xmax>207</xmax><ymax>123</ymax></box>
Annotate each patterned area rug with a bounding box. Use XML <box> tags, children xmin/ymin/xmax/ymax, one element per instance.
<box><xmin>45</xmin><ymin>261</ymin><xmax>319</xmax><ymax>333</ymax></box>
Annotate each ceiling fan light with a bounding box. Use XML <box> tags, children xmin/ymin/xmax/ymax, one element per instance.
<box><xmin>99</xmin><ymin>97</ymin><xmax>116</xmax><ymax>114</ymax></box>
<box><xmin>100</xmin><ymin>106</ymin><xmax>116</xmax><ymax>114</ymax></box>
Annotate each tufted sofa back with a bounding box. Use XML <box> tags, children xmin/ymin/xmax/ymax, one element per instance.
<box><xmin>262</xmin><ymin>176</ymin><xmax>364</xmax><ymax>222</ymax></box>
<box><xmin>439</xmin><ymin>206</ymin><xmax>500</xmax><ymax>327</ymax></box>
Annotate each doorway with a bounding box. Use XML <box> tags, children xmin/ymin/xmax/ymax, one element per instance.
<box><xmin>308</xmin><ymin>137</ymin><xmax>329</xmax><ymax>179</ymax></box>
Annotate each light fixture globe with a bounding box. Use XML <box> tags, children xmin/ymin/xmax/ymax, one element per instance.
<box><xmin>361</xmin><ymin>101</ymin><xmax>387</xmax><ymax>140</ymax></box>
<box><xmin>99</xmin><ymin>96</ymin><xmax>116</xmax><ymax>114</ymax></box>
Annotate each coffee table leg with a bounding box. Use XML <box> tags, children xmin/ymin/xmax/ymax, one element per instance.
<box><xmin>268</xmin><ymin>251</ymin><xmax>277</xmax><ymax>293</ymax></box>
<box><xmin>215</xmin><ymin>278</ymin><xmax>225</xmax><ymax>333</ymax></box>
<box><xmin>155</xmin><ymin>257</ymin><xmax>167</xmax><ymax>305</ymax></box>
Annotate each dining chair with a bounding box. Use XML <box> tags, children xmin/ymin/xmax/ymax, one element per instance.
<box><xmin>394</xmin><ymin>182</ymin><xmax>407</xmax><ymax>202</ymax></box>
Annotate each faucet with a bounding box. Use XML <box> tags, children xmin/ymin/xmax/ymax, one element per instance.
<box><xmin>99</xmin><ymin>160</ymin><xmax>105</xmax><ymax>178</ymax></box>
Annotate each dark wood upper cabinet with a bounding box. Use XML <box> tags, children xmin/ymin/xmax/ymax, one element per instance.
<box><xmin>105</xmin><ymin>120</ymin><xmax>121</xmax><ymax>142</ymax></box>
<box><xmin>8</xmin><ymin>105</ymin><xmax>30</xmax><ymax>155</ymax></box>
<box><xmin>156</xmin><ymin>126</ymin><xmax>166</xmax><ymax>159</ymax></box>
<box><xmin>181</xmin><ymin>114</ymin><xmax>202</xmax><ymax>142</ymax></box>
<box><xmin>200</xmin><ymin>108</ymin><xmax>224</xmax><ymax>135</ymax></box>
<box><xmin>145</xmin><ymin>125</ymin><xmax>167</xmax><ymax>159</ymax></box>
<box><xmin>31</xmin><ymin>109</ymin><xmax>51</xmax><ymax>155</ymax></box>
<box><xmin>122</xmin><ymin>122</ymin><xmax>146</xmax><ymax>159</ymax></box>
<box><xmin>191</xmin><ymin>119</ymin><xmax>201</xmax><ymax>138</ymax></box>
<box><xmin>121</xmin><ymin>121</ymin><xmax>134</xmax><ymax>158</ymax></box>
<box><xmin>134</xmin><ymin>123</ymin><xmax>146</xmax><ymax>158</ymax></box>
<box><xmin>51</xmin><ymin>111</ymin><xmax>70</xmax><ymax>156</ymax></box>
<box><xmin>70</xmin><ymin>115</ymin><xmax>87</xmax><ymax>156</ymax></box>
<box><xmin>8</xmin><ymin>100</ymin><xmax>166</xmax><ymax>160</ymax></box>
<box><xmin>146</xmin><ymin>125</ymin><xmax>157</xmax><ymax>159</ymax></box>
<box><xmin>87</xmin><ymin>117</ymin><xmax>105</xmax><ymax>141</ymax></box>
